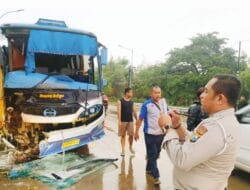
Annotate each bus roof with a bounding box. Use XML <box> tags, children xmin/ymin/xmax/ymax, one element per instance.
<box><xmin>0</xmin><ymin>18</ymin><xmax>97</xmax><ymax>38</ymax></box>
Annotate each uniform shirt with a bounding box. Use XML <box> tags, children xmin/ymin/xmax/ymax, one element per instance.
<box><xmin>139</xmin><ymin>98</ymin><xmax>168</xmax><ymax>135</ymax></box>
<box><xmin>162</xmin><ymin>108</ymin><xmax>239</xmax><ymax>190</ymax></box>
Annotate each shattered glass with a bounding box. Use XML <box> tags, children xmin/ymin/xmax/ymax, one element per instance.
<box><xmin>0</xmin><ymin>151</ymin><xmax>15</xmax><ymax>172</ymax></box>
<box><xmin>0</xmin><ymin>152</ymin><xmax>116</xmax><ymax>189</ymax></box>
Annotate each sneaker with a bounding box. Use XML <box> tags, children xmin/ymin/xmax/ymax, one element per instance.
<box><xmin>129</xmin><ymin>147</ymin><xmax>135</xmax><ymax>154</ymax></box>
<box><xmin>154</xmin><ymin>178</ymin><xmax>161</xmax><ymax>185</ymax></box>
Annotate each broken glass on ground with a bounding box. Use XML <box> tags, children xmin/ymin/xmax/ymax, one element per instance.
<box><xmin>0</xmin><ymin>150</ymin><xmax>15</xmax><ymax>173</ymax></box>
<box><xmin>0</xmin><ymin>152</ymin><xmax>117</xmax><ymax>189</ymax></box>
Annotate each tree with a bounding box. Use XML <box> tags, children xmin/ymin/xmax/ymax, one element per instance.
<box><xmin>102</xmin><ymin>57</ymin><xmax>129</xmax><ymax>97</ymax></box>
<box><xmin>133</xmin><ymin>65</ymin><xmax>163</xmax><ymax>99</ymax></box>
<box><xmin>134</xmin><ymin>32</ymin><xmax>248</xmax><ymax>106</ymax></box>
<box><xmin>240</xmin><ymin>68</ymin><xmax>250</xmax><ymax>100</ymax></box>
<box><xmin>166</xmin><ymin>32</ymin><xmax>247</xmax><ymax>75</ymax></box>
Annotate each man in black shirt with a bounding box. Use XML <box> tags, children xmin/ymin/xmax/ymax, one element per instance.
<box><xmin>187</xmin><ymin>87</ymin><xmax>208</xmax><ymax>131</ymax></box>
<box><xmin>117</xmin><ymin>88</ymin><xmax>138</xmax><ymax>156</ymax></box>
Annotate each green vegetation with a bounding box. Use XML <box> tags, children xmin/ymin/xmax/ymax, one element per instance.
<box><xmin>103</xmin><ymin>32</ymin><xmax>250</xmax><ymax>106</ymax></box>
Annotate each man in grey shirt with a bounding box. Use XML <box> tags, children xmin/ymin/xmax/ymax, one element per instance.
<box><xmin>160</xmin><ymin>74</ymin><xmax>241</xmax><ymax>190</ymax></box>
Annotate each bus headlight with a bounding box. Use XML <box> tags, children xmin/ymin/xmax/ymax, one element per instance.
<box><xmin>78</xmin><ymin>104</ymin><xmax>102</xmax><ymax>119</ymax></box>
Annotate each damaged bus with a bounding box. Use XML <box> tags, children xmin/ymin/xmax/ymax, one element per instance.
<box><xmin>0</xmin><ymin>18</ymin><xmax>108</xmax><ymax>162</ymax></box>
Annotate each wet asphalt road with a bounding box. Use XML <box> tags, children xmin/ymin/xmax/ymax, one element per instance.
<box><xmin>0</xmin><ymin>105</ymin><xmax>249</xmax><ymax>190</ymax></box>
<box><xmin>75</xmin><ymin>112</ymin><xmax>175</xmax><ymax>190</ymax></box>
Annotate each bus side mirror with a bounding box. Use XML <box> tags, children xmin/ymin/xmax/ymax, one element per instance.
<box><xmin>100</xmin><ymin>48</ymin><xmax>108</xmax><ymax>65</ymax></box>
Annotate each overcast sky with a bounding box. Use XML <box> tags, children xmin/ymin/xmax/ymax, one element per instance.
<box><xmin>1</xmin><ymin>0</ymin><xmax>250</xmax><ymax>67</ymax></box>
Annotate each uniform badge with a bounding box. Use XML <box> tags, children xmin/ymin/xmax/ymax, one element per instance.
<box><xmin>190</xmin><ymin>125</ymin><xmax>208</xmax><ymax>142</ymax></box>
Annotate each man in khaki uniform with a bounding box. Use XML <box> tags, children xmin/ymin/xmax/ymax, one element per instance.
<box><xmin>160</xmin><ymin>74</ymin><xmax>241</xmax><ymax>190</ymax></box>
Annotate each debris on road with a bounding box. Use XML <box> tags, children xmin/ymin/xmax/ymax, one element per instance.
<box><xmin>0</xmin><ymin>152</ymin><xmax>117</xmax><ymax>189</ymax></box>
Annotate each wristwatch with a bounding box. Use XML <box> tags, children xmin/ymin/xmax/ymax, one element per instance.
<box><xmin>161</xmin><ymin>125</ymin><xmax>172</xmax><ymax>133</ymax></box>
<box><xmin>165</xmin><ymin>124</ymin><xmax>181</xmax><ymax>130</ymax></box>
<box><xmin>161</xmin><ymin>124</ymin><xmax>181</xmax><ymax>133</ymax></box>
<box><xmin>164</xmin><ymin>125</ymin><xmax>173</xmax><ymax>130</ymax></box>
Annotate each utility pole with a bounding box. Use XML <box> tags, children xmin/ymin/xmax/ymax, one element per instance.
<box><xmin>118</xmin><ymin>44</ymin><xmax>134</xmax><ymax>87</ymax></box>
<box><xmin>237</xmin><ymin>41</ymin><xmax>241</xmax><ymax>76</ymax></box>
